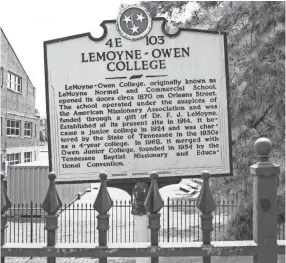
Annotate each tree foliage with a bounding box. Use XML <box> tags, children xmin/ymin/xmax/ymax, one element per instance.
<box><xmin>141</xmin><ymin>1</ymin><xmax>285</xmax><ymax>238</ymax></box>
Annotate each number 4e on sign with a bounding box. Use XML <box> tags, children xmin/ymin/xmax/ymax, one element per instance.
<box><xmin>44</xmin><ymin>4</ymin><xmax>232</xmax><ymax>183</ymax></box>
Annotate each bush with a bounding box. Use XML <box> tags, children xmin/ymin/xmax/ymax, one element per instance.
<box><xmin>226</xmin><ymin>193</ymin><xmax>285</xmax><ymax>240</ymax></box>
<box><xmin>225</xmin><ymin>201</ymin><xmax>253</xmax><ymax>240</ymax></box>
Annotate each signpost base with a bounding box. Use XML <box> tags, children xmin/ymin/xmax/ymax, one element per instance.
<box><xmin>134</xmin><ymin>215</ymin><xmax>151</xmax><ymax>263</ymax></box>
<box><xmin>131</xmin><ymin>182</ymin><xmax>151</xmax><ymax>263</ymax></box>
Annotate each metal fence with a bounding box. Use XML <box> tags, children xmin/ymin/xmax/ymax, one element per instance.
<box><xmin>6</xmin><ymin>198</ymin><xmax>285</xmax><ymax>243</ymax></box>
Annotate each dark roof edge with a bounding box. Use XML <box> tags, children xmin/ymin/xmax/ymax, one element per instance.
<box><xmin>0</xmin><ymin>28</ymin><xmax>35</xmax><ymax>88</ymax></box>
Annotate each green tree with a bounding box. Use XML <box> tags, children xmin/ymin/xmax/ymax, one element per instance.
<box><xmin>142</xmin><ymin>1</ymin><xmax>285</xmax><ymax>239</ymax></box>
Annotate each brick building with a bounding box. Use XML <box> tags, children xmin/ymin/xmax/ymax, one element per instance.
<box><xmin>0</xmin><ymin>28</ymin><xmax>40</xmax><ymax>168</ymax></box>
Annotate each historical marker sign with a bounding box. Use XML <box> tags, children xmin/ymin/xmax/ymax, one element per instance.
<box><xmin>44</xmin><ymin>5</ymin><xmax>232</xmax><ymax>183</ymax></box>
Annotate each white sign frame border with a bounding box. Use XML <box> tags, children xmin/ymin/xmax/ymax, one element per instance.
<box><xmin>43</xmin><ymin>17</ymin><xmax>233</xmax><ymax>184</ymax></box>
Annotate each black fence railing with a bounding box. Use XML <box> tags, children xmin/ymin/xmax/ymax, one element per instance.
<box><xmin>5</xmin><ymin>198</ymin><xmax>285</xmax><ymax>243</ymax></box>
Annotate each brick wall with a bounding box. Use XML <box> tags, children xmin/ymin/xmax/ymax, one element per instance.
<box><xmin>0</xmin><ymin>29</ymin><xmax>40</xmax><ymax>152</ymax></box>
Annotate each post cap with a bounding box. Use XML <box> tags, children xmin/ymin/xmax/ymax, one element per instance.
<box><xmin>42</xmin><ymin>172</ymin><xmax>62</xmax><ymax>214</ymax></box>
<box><xmin>201</xmin><ymin>170</ymin><xmax>211</xmax><ymax>180</ymax></box>
<box><xmin>196</xmin><ymin>171</ymin><xmax>216</xmax><ymax>214</ymax></box>
<box><xmin>150</xmin><ymin>171</ymin><xmax>158</xmax><ymax>180</ymax></box>
<box><xmin>250</xmin><ymin>137</ymin><xmax>280</xmax><ymax>175</ymax></box>
<box><xmin>254</xmin><ymin>138</ymin><xmax>272</xmax><ymax>156</ymax></box>
<box><xmin>93</xmin><ymin>173</ymin><xmax>113</xmax><ymax>214</ymax></box>
<box><xmin>144</xmin><ymin>172</ymin><xmax>164</xmax><ymax>213</ymax></box>
<box><xmin>99</xmin><ymin>173</ymin><xmax>107</xmax><ymax>181</ymax></box>
<box><xmin>48</xmin><ymin>172</ymin><xmax>56</xmax><ymax>181</ymax></box>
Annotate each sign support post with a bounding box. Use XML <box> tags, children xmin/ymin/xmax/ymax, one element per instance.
<box><xmin>131</xmin><ymin>182</ymin><xmax>150</xmax><ymax>263</ymax></box>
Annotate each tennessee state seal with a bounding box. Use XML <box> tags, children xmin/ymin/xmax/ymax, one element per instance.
<box><xmin>116</xmin><ymin>5</ymin><xmax>152</xmax><ymax>41</ymax></box>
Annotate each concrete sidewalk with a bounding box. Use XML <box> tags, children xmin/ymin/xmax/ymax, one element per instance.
<box><xmin>5</xmin><ymin>258</ymin><xmax>132</xmax><ymax>263</ymax></box>
<box><xmin>4</xmin><ymin>256</ymin><xmax>286</xmax><ymax>263</ymax></box>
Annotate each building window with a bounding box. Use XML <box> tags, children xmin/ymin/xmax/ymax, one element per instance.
<box><xmin>7</xmin><ymin>119</ymin><xmax>21</xmax><ymax>136</ymax></box>
<box><xmin>24</xmin><ymin>152</ymin><xmax>32</xmax><ymax>163</ymax></box>
<box><xmin>0</xmin><ymin>67</ymin><xmax>3</xmax><ymax>88</ymax></box>
<box><xmin>7</xmin><ymin>72</ymin><xmax>22</xmax><ymax>93</ymax></box>
<box><xmin>24</xmin><ymin>122</ymin><xmax>32</xmax><ymax>137</ymax></box>
<box><xmin>7</xmin><ymin>153</ymin><xmax>21</xmax><ymax>166</ymax></box>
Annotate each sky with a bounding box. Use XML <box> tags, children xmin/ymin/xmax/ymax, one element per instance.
<box><xmin>0</xmin><ymin>0</ymin><xmax>138</xmax><ymax>116</ymax></box>
<box><xmin>0</xmin><ymin>0</ymin><xmax>199</xmax><ymax>117</ymax></box>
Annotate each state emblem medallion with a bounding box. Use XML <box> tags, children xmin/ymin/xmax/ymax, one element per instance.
<box><xmin>116</xmin><ymin>5</ymin><xmax>152</xmax><ymax>41</ymax></box>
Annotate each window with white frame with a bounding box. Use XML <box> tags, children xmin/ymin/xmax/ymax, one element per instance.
<box><xmin>24</xmin><ymin>152</ymin><xmax>32</xmax><ymax>163</ymax></box>
<box><xmin>7</xmin><ymin>119</ymin><xmax>21</xmax><ymax>136</ymax></box>
<box><xmin>7</xmin><ymin>72</ymin><xmax>22</xmax><ymax>93</ymax></box>
<box><xmin>24</xmin><ymin>122</ymin><xmax>32</xmax><ymax>137</ymax></box>
<box><xmin>7</xmin><ymin>153</ymin><xmax>21</xmax><ymax>166</ymax></box>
